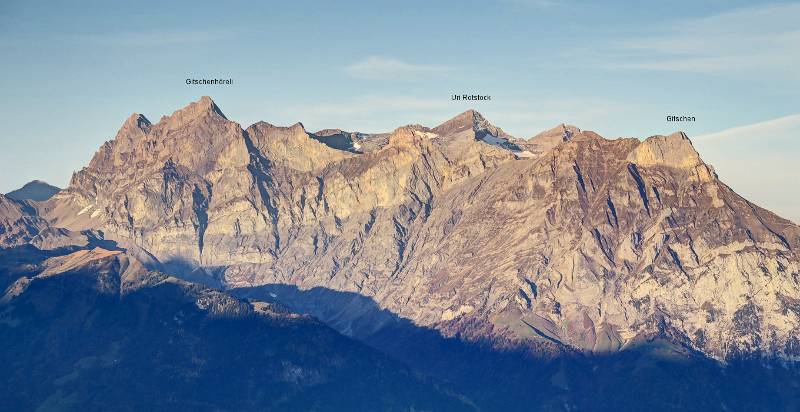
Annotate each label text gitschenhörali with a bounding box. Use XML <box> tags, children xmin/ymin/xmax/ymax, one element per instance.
<box><xmin>186</xmin><ymin>78</ymin><xmax>233</xmax><ymax>85</ymax></box>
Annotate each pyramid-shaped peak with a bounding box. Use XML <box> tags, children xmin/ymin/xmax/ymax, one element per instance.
<box><xmin>5</xmin><ymin>180</ymin><xmax>61</xmax><ymax>201</ymax></box>
<box><xmin>197</xmin><ymin>95</ymin><xmax>223</xmax><ymax>111</ymax></box>
<box><xmin>114</xmin><ymin>112</ymin><xmax>152</xmax><ymax>140</ymax></box>
<box><xmin>123</xmin><ymin>112</ymin><xmax>152</xmax><ymax>129</ymax></box>
<box><xmin>21</xmin><ymin>179</ymin><xmax>57</xmax><ymax>188</ymax></box>
<box><xmin>159</xmin><ymin>96</ymin><xmax>228</xmax><ymax>126</ymax></box>
<box><xmin>443</xmin><ymin>109</ymin><xmax>487</xmax><ymax>126</ymax></box>
<box><xmin>192</xmin><ymin>96</ymin><xmax>226</xmax><ymax>118</ymax></box>
<box><xmin>462</xmin><ymin>109</ymin><xmax>486</xmax><ymax>122</ymax></box>
<box><xmin>433</xmin><ymin>109</ymin><xmax>509</xmax><ymax>138</ymax></box>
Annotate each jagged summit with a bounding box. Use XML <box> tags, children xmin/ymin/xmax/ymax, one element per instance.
<box><xmin>123</xmin><ymin>112</ymin><xmax>152</xmax><ymax>128</ymax></box>
<box><xmin>6</xmin><ymin>96</ymin><xmax>800</xmax><ymax>411</ymax></box>
<box><xmin>195</xmin><ymin>95</ymin><xmax>226</xmax><ymax>116</ymax></box>
<box><xmin>433</xmin><ymin>109</ymin><xmax>512</xmax><ymax>139</ymax></box>
<box><xmin>37</xmin><ymin>97</ymin><xmax>800</xmax><ymax>366</ymax></box>
<box><xmin>115</xmin><ymin>112</ymin><xmax>152</xmax><ymax>139</ymax></box>
<box><xmin>158</xmin><ymin>96</ymin><xmax>228</xmax><ymax>126</ymax></box>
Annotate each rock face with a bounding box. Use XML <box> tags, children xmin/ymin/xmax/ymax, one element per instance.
<box><xmin>0</xmin><ymin>247</ymin><xmax>470</xmax><ymax>411</ymax></box>
<box><xmin>42</xmin><ymin>97</ymin><xmax>800</xmax><ymax>363</ymax></box>
<box><xmin>0</xmin><ymin>194</ymin><xmax>84</xmax><ymax>249</ymax></box>
<box><xmin>5</xmin><ymin>180</ymin><xmax>60</xmax><ymax>202</ymax></box>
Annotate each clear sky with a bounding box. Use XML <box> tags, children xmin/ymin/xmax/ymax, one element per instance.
<box><xmin>1</xmin><ymin>0</ymin><xmax>798</xmax><ymax>221</ymax></box>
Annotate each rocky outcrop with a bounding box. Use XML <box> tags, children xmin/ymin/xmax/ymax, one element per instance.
<box><xmin>0</xmin><ymin>194</ymin><xmax>84</xmax><ymax>249</ymax></box>
<box><xmin>521</xmin><ymin>123</ymin><xmax>581</xmax><ymax>156</ymax></box>
<box><xmin>40</xmin><ymin>97</ymin><xmax>800</xmax><ymax>362</ymax></box>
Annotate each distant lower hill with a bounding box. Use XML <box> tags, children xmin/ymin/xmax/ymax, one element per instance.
<box><xmin>5</xmin><ymin>180</ymin><xmax>60</xmax><ymax>201</ymax></box>
<box><xmin>0</xmin><ymin>247</ymin><xmax>471</xmax><ymax>412</ymax></box>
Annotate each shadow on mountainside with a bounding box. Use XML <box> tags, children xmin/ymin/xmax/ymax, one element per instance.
<box><xmin>0</xmin><ymin>236</ymin><xmax>122</xmax><ymax>291</ymax></box>
<box><xmin>0</xmin><ymin>245</ymin><xmax>82</xmax><ymax>290</ymax></box>
<box><xmin>3</xmin><ymin>245</ymin><xmax>799</xmax><ymax>411</ymax></box>
<box><xmin>0</xmin><ymin>267</ymin><xmax>472</xmax><ymax>412</ymax></box>
<box><xmin>233</xmin><ymin>283</ymin><xmax>800</xmax><ymax>412</ymax></box>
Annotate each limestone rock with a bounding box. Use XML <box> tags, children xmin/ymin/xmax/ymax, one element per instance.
<box><xmin>38</xmin><ymin>97</ymin><xmax>800</xmax><ymax>362</ymax></box>
<box><xmin>0</xmin><ymin>194</ymin><xmax>84</xmax><ymax>249</ymax></box>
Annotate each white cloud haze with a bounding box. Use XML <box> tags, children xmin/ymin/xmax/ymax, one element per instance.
<box><xmin>344</xmin><ymin>56</ymin><xmax>450</xmax><ymax>80</ymax></box>
<box><xmin>694</xmin><ymin>113</ymin><xmax>800</xmax><ymax>223</ymax></box>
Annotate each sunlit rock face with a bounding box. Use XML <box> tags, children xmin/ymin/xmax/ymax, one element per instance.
<box><xmin>42</xmin><ymin>97</ymin><xmax>800</xmax><ymax>361</ymax></box>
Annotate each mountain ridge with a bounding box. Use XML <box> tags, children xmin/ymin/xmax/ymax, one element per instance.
<box><xmin>15</xmin><ymin>96</ymin><xmax>800</xmax><ymax>364</ymax></box>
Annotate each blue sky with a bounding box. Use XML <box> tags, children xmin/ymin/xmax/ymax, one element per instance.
<box><xmin>1</xmin><ymin>0</ymin><xmax>798</xmax><ymax>221</ymax></box>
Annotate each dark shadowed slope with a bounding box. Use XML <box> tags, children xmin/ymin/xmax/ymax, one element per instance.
<box><xmin>0</xmin><ymin>248</ymin><xmax>472</xmax><ymax>412</ymax></box>
<box><xmin>233</xmin><ymin>283</ymin><xmax>800</xmax><ymax>412</ymax></box>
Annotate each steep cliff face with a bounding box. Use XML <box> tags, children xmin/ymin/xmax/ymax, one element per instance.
<box><xmin>44</xmin><ymin>97</ymin><xmax>800</xmax><ymax>362</ymax></box>
<box><xmin>0</xmin><ymin>194</ymin><xmax>47</xmax><ymax>248</ymax></box>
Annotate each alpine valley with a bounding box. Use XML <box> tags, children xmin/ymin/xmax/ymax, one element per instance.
<box><xmin>2</xmin><ymin>97</ymin><xmax>800</xmax><ymax>411</ymax></box>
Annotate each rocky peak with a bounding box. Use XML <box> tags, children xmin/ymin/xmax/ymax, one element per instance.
<box><xmin>157</xmin><ymin>96</ymin><xmax>227</xmax><ymax>129</ymax></box>
<box><xmin>247</xmin><ymin>121</ymin><xmax>307</xmax><ymax>138</ymax></box>
<box><xmin>531</xmin><ymin>123</ymin><xmax>581</xmax><ymax>142</ymax></box>
<box><xmin>432</xmin><ymin>110</ymin><xmax>475</xmax><ymax>135</ymax></box>
<box><xmin>110</xmin><ymin>113</ymin><xmax>152</xmax><ymax>144</ymax></box>
<box><xmin>0</xmin><ymin>193</ymin><xmax>84</xmax><ymax>249</ymax></box>
<box><xmin>314</xmin><ymin>128</ymin><xmax>347</xmax><ymax>137</ymax></box>
<box><xmin>628</xmin><ymin>131</ymin><xmax>709</xmax><ymax>171</ymax></box>
<box><xmin>386</xmin><ymin>125</ymin><xmax>435</xmax><ymax>148</ymax></box>
<box><xmin>433</xmin><ymin>109</ymin><xmax>510</xmax><ymax>139</ymax></box>
<box><xmin>518</xmin><ymin>123</ymin><xmax>584</xmax><ymax>157</ymax></box>
<box><xmin>121</xmin><ymin>112</ymin><xmax>152</xmax><ymax>131</ymax></box>
<box><xmin>246</xmin><ymin>120</ymin><xmax>351</xmax><ymax>172</ymax></box>
<box><xmin>40</xmin><ymin>98</ymin><xmax>800</xmax><ymax>368</ymax></box>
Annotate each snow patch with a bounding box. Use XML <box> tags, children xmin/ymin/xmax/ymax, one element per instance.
<box><xmin>514</xmin><ymin>150</ymin><xmax>536</xmax><ymax>158</ymax></box>
<box><xmin>77</xmin><ymin>205</ymin><xmax>93</xmax><ymax>216</ymax></box>
<box><xmin>413</xmin><ymin>130</ymin><xmax>439</xmax><ymax>140</ymax></box>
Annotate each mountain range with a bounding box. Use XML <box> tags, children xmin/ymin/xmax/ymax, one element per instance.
<box><xmin>2</xmin><ymin>96</ymin><xmax>799</xmax><ymax>411</ymax></box>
